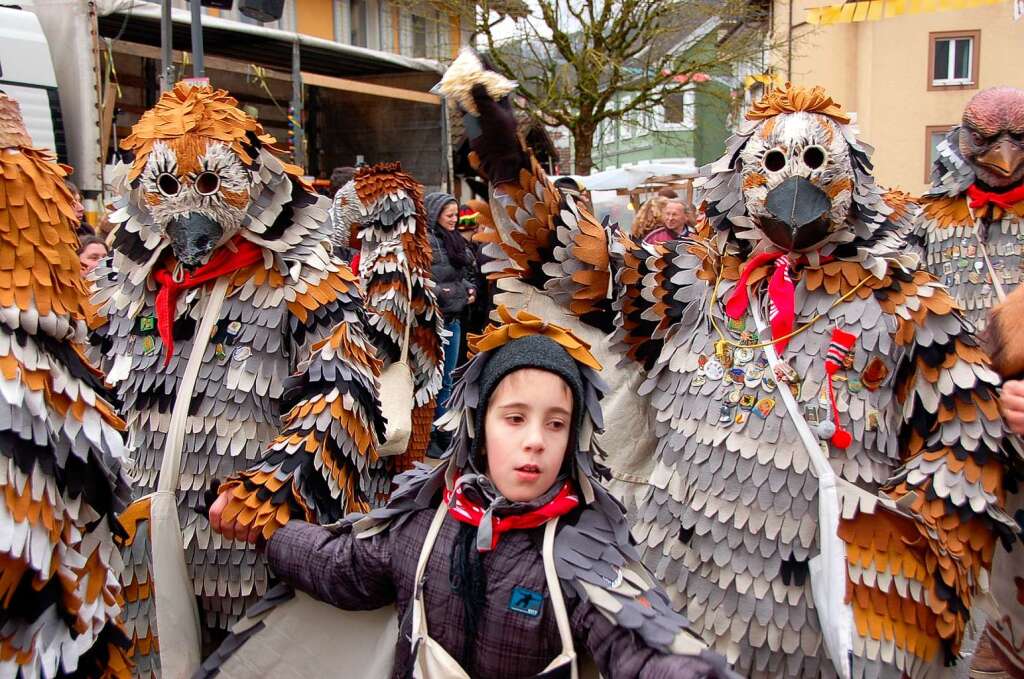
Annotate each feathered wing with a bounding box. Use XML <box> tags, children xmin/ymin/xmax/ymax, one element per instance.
<box><xmin>610</xmin><ymin>231</ymin><xmax>717</xmax><ymax>372</ymax></box>
<box><xmin>0</xmin><ymin>113</ymin><xmax>131</xmax><ymax>677</ymax></box>
<box><xmin>216</xmin><ymin>284</ymin><xmax>387</xmax><ymax>537</ymax></box>
<box><xmin>471</xmin><ymin>150</ymin><xmax>616</xmax><ymax>332</ymax></box>
<box><xmin>837</xmin><ymin>270</ymin><xmax>1017</xmax><ymax>675</ymax></box>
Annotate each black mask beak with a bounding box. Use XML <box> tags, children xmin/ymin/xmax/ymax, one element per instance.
<box><xmin>761</xmin><ymin>176</ymin><xmax>832</xmax><ymax>251</ymax></box>
<box><xmin>166</xmin><ymin>213</ymin><xmax>223</xmax><ymax>269</ymax></box>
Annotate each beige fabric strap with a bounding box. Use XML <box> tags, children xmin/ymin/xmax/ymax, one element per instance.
<box><xmin>152</xmin><ymin>274</ymin><xmax>231</xmax><ymax>677</ymax></box>
<box><xmin>411</xmin><ymin>503</ymin><xmax>449</xmax><ymax>640</ymax></box>
<box><xmin>158</xmin><ymin>276</ymin><xmax>230</xmax><ymax>492</ymax></box>
<box><xmin>750</xmin><ymin>301</ymin><xmax>853</xmax><ymax>679</ymax></box>
<box><xmin>398</xmin><ymin>260</ymin><xmax>412</xmax><ymax>362</ymax></box>
<box><xmin>541</xmin><ymin>516</ymin><xmax>577</xmax><ymax>678</ymax></box>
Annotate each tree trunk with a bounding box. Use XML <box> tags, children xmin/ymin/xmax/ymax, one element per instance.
<box><xmin>573</xmin><ymin>125</ymin><xmax>596</xmax><ymax>175</ymax></box>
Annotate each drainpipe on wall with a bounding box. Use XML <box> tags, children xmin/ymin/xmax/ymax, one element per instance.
<box><xmin>291</xmin><ymin>39</ymin><xmax>305</xmax><ymax>167</ymax></box>
<box><xmin>161</xmin><ymin>0</ymin><xmax>173</xmax><ymax>91</ymax></box>
<box><xmin>787</xmin><ymin>0</ymin><xmax>793</xmax><ymax>82</ymax></box>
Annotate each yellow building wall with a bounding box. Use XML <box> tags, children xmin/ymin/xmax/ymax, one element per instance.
<box><xmin>772</xmin><ymin>0</ymin><xmax>1024</xmax><ymax>194</ymax></box>
<box><xmin>295</xmin><ymin>0</ymin><xmax>335</xmax><ymax>41</ymax></box>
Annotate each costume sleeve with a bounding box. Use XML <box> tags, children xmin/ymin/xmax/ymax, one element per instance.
<box><xmin>264</xmin><ymin>520</ymin><xmax>396</xmax><ymax>611</ymax></box>
<box><xmin>216</xmin><ymin>267</ymin><xmax>389</xmax><ymax>541</ymax></box>
<box><xmin>838</xmin><ymin>269</ymin><xmax>1019</xmax><ymax>673</ymax></box>
<box><xmin>609</xmin><ymin>231</ymin><xmax>713</xmax><ymax>371</ymax></box>
<box><xmin>554</xmin><ymin>505</ymin><xmax>734</xmax><ymax>678</ymax></box>
<box><xmin>570</xmin><ymin>600</ymin><xmax>735</xmax><ymax>679</ymax></box>
<box><xmin>456</xmin><ymin>74</ymin><xmax>615</xmax><ymax>331</ymax></box>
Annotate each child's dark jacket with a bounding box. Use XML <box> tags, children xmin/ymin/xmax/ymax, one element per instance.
<box><xmin>267</xmin><ymin>501</ymin><xmax>728</xmax><ymax>679</ymax></box>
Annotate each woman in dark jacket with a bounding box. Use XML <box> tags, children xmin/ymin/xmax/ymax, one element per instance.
<box><xmin>424</xmin><ymin>192</ymin><xmax>477</xmax><ymax>417</ymax></box>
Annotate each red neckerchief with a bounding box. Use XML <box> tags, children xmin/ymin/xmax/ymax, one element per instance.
<box><xmin>967</xmin><ymin>183</ymin><xmax>1024</xmax><ymax>211</ymax></box>
<box><xmin>152</xmin><ymin>238</ymin><xmax>263</xmax><ymax>367</ymax></box>
<box><xmin>443</xmin><ymin>479</ymin><xmax>580</xmax><ymax>550</ymax></box>
<box><xmin>725</xmin><ymin>250</ymin><xmax>801</xmax><ymax>354</ymax></box>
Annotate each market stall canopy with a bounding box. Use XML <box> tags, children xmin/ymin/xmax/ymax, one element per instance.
<box><xmin>561</xmin><ymin>162</ymin><xmax>698</xmax><ymax>192</ymax></box>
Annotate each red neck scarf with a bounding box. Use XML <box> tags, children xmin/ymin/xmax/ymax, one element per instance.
<box><xmin>725</xmin><ymin>250</ymin><xmax>800</xmax><ymax>354</ymax></box>
<box><xmin>152</xmin><ymin>239</ymin><xmax>264</xmax><ymax>367</ymax></box>
<box><xmin>967</xmin><ymin>183</ymin><xmax>1024</xmax><ymax>211</ymax></box>
<box><xmin>443</xmin><ymin>480</ymin><xmax>579</xmax><ymax>551</ymax></box>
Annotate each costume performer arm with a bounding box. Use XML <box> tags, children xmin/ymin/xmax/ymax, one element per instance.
<box><xmin>838</xmin><ymin>270</ymin><xmax>1018</xmax><ymax>669</ymax></box>
<box><xmin>571</xmin><ymin>600</ymin><xmax>735</xmax><ymax>679</ymax></box>
<box><xmin>215</xmin><ymin>286</ymin><xmax>388</xmax><ymax>542</ymax></box>
<box><xmin>452</xmin><ymin>71</ymin><xmax>617</xmax><ymax>332</ymax></box>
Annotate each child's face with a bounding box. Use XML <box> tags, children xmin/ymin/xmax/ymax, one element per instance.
<box><xmin>483</xmin><ymin>369</ymin><xmax>572</xmax><ymax>502</ymax></box>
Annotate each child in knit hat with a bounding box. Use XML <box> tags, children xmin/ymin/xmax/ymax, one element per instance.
<box><xmin>209</xmin><ymin>307</ymin><xmax>734</xmax><ymax>678</ymax></box>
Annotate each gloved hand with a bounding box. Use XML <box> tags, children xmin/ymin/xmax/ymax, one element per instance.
<box><xmin>201</xmin><ymin>477</ymin><xmax>221</xmax><ymax>518</ymax></box>
<box><xmin>465</xmin><ymin>83</ymin><xmax>529</xmax><ymax>186</ymax></box>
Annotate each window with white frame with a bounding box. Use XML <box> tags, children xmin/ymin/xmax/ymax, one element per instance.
<box><xmin>929</xmin><ymin>31</ymin><xmax>979</xmax><ymax>88</ymax></box>
<box><xmin>379</xmin><ymin>2</ymin><xmax>395</xmax><ymax>52</ymax></box>
<box><xmin>333</xmin><ymin>0</ymin><xmax>347</xmax><ymax>43</ymax></box>
<box><xmin>659</xmin><ymin>87</ymin><xmax>695</xmax><ymax>131</ymax></box>
<box><xmin>620</xmin><ymin>112</ymin><xmax>633</xmax><ymax>141</ymax></box>
<box><xmin>351</xmin><ymin>0</ymin><xmax>368</xmax><ymax>47</ymax></box>
<box><xmin>411</xmin><ymin>14</ymin><xmax>427</xmax><ymax>57</ymax></box>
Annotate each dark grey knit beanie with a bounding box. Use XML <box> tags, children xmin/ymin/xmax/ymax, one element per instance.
<box><xmin>472</xmin><ymin>334</ymin><xmax>585</xmax><ymax>462</ymax></box>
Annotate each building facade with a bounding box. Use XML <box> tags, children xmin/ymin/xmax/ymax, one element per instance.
<box><xmin>770</xmin><ymin>0</ymin><xmax>1023</xmax><ymax>194</ymax></box>
<box><xmin>152</xmin><ymin>0</ymin><xmax>468</xmax><ymax>60</ymax></box>
<box><xmin>591</xmin><ymin>83</ymin><xmax>731</xmax><ymax>172</ymax></box>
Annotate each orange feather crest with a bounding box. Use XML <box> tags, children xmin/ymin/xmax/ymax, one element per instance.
<box><xmin>469</xmin><ymin>305</ymin><xmax>603</xmax><ymax>371</ymax></box>
<box><xmin>120</xmin><ymin>81</ymin><xmax>278</xmax><ymax>181</ymax></box>
<box><xmin>746</xmin><ymin>83</ymin><xmax>852</xmax><ymax>125</ymax></box>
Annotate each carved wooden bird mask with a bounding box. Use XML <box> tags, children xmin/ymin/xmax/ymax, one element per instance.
<box><xmin>958</xmin><ymin>87</ymin><xmax>1024</xmax><ymax>190</ymax></box>
<box><xmin>700</xmin><ymin>85</ymin><xmax>907</xmax><ymax>262</ymax></box>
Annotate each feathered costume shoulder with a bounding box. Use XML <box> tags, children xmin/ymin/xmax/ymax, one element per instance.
<box><xmin>446</xmin><ymin>58</ymin><xmax>1019</xmax><ymax>679</ymax></box>
<box><xmin>0</xmin><ymin>93</ymin><xmax>131</xmax><ymax>678</ymax></box>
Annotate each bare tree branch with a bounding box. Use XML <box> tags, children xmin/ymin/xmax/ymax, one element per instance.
<box><xmin>404</xmin><ymin>0</ymin><xmax>784</xmax><ymax>172</ymax></box>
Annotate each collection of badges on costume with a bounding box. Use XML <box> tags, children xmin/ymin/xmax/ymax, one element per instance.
<box><xmin>465</xmin><ymin>77</ymin><xmax>1013</xmax><ymax>679</ymax></box>
<box><xmin>916</xmin><ymin>209</ymin><xmax>1024</xmax><ymax>330</ymax></box>
<box><xmin>0</xmin><ymin>94</ymin><xmax>132</xmax><ymax>678</ymax></box>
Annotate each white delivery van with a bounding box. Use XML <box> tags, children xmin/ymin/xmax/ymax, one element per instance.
<box><xmin>0</xmin><ymin>4</ymin><xmax>65</xmax><ymax>161</ymax></box>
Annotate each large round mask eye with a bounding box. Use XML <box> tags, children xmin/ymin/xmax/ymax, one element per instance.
<box><xmin>802</xmin><ymin>145</ymin><xmax>827</xmax><ymax>170</ymax></box>
<box><xmin>762</xmin><ymin>148</ymin><xmax>787</xmax><ymax>173</ymax></box>
<box><xmin>157</xmin><ymin>173</ymin><xmax>181</xmax><ymax>197</ymax></box>
<box><xmin>194</xmin><ymin>171</ymin><xmax>221</xmax><ymax>196</ymax></box>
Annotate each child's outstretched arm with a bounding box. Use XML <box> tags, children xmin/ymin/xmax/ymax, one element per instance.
<box><xmin>572</xmin><ymin>600</ymin><xmax>735</xmax><ymax>679</ymax></box>
<box><xmin>266</xmin><ymin>519</ymin><xmax>396</xmax><ymax>612</ymax></box>
<box><xmin>555</xmin><ymin>508</ymin><xmax>738</xmax><ymax>679</ymax></box>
